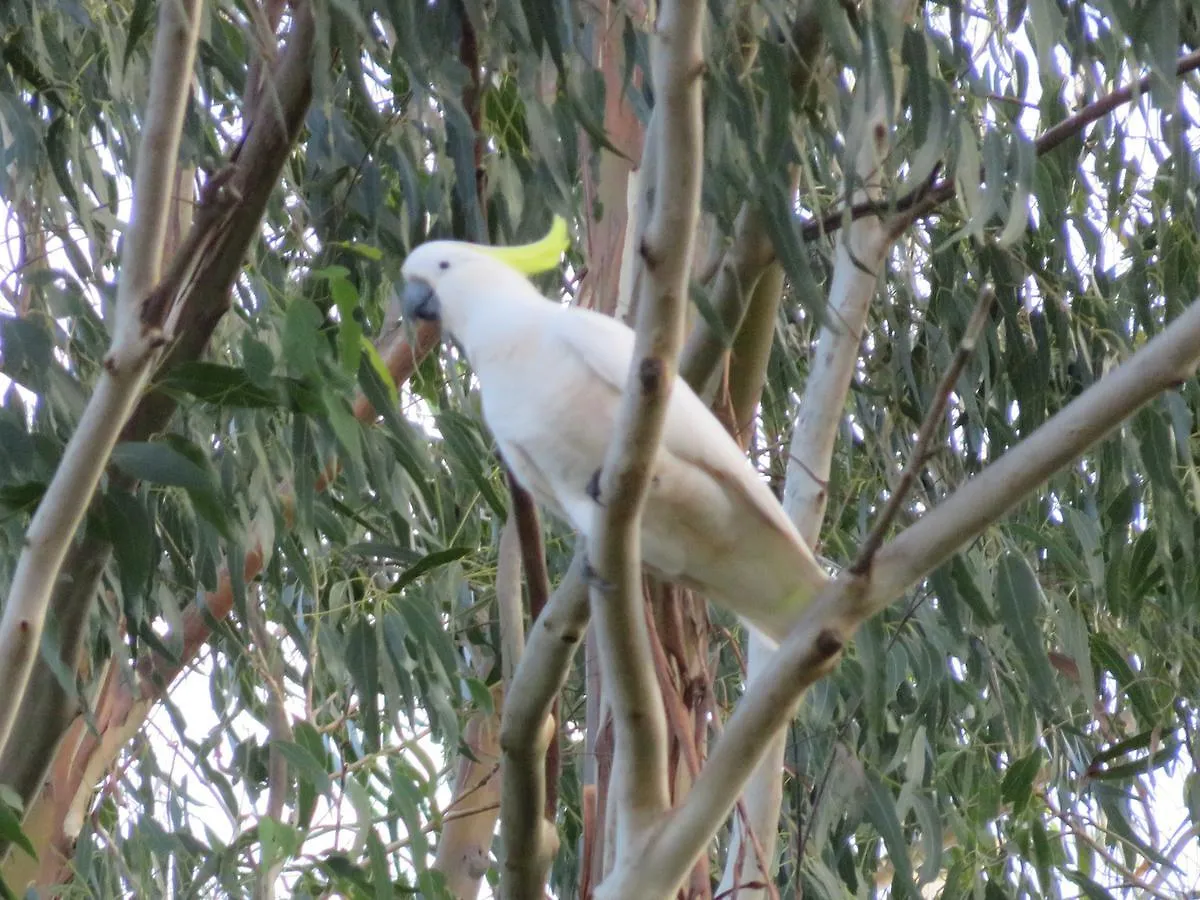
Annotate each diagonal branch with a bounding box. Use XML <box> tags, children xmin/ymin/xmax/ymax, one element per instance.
<box><xmin>0</xmin><ymin>0</ymin><xmax>206</xmax><ymax>762</ymax></box>
<box><xmin>587</xmin><ymin>0</ymin><xmax>706</xmax><ymax>851</ymax></box>
<box><xmin>868</xmin><ymin>301</ymin><xmax>1200</xmax><ymax>608</ymax></box>
<box><xmin>804</xmin><ymin>48</ymin><xmax>1200</xmax><ymax>242</ymax></box>
<box><xmin>602</xmin><ymin>295</ymin><xmax>1200</xmax><ymax>899</ymax></box>
<box><xmin>850</xmin><ymin>284</ymin><xmax>995</xmax><ymax>573</ymax></box>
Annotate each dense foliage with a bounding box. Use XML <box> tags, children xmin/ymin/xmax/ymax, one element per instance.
<box><xmin>1</xmin><ymin>0</ymin><xmax>1199</xmax><ymax>897</ymax></box>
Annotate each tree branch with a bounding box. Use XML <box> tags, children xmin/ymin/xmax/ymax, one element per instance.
<box><xmin>677</xmin><ymin>204</ymin><xmax>775</xmax><ymax>393</ymax></box>
<box><xmin>587</xmin><ymin>0</ymin><xmax>705</xmax><ymax>851</ymax></box>
<box><xmin>677</xmin><ymin>3</ymin><xmax>825</xmax><ymax>396</ymax></box>
<box><xmin>0</xmin><ymin>0</ymin><xmax>205</xmax><ymax>761</ymax></box>
<box><xmin>805</xmin><ymin>47</ymin><xmax>1200</xmax><ymax>242</ymax></box>
<box><xmin>604</xmin><ymin>295</ymin><xmax>1200</xmax><ymax>898</ymax></box>
<box><xmin>496</xmin><ymin>512</ymin><xmax>526</xmax><ymax>684</ymax></box>
<box><xmin>435</xmin><ymin>682</ymin><xmax>505</xmax><ymax>900</ymax></box>
<box><xmin>868</xmin><ymin>299</ymin><xmax>1200</xmax><ymax>607</ymax></box>
<box><xmin>718</xmin><ymin>24</ymin><xmax>896</xmax><ymax>893</ymax></box>
<box><xmin>507</xmin><ymin>472</ymin><xmax>551</xmax><ymax>624</ymax></box>
<box><xmin>502</xmin><ymin>478</ymin><xmax>562</xmax><ymax>819</ymax></box>
<box><xmin>850</xmin><ymin>284</ymin><xmax>994</xmax><ymax>573</ymax></box>
<box><xmin>499</xmin><ymin>551</ymin><xmax>589</xmax><ymax>900</ymax></box>
<box><xmin>3</xmin><ymin>7</ymin><xmax>323</xmax><ymax>888</ymax></box>
<box><xmin>726</xmin><ymin>262</ymin><xmax>785</xmax><ymax>441</ymax></box>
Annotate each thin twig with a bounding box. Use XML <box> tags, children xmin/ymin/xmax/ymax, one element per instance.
<box><xmin>850</xmin><ymin>284</ymin><xmax>995</xmax><ymax>574</ymax></box>
<box><xmin>803</xmin><ymin>48</ymin><xmax>1200</xmax><ymax>242</ymax></box>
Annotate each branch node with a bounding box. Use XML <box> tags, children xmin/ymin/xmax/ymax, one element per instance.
<box><xmin>200</xmin><ymin>163</ymin><xmax>239</xmax><ymax>206</ymax></box>
<box><xmin>638</xmin><ymin>235</ymin><xmax>660</xmax><ymax>269</ymax></box>
<box><xmin>587</xmin><ymin>468</ymin><xmax>604</xmax><ymax>503</ymax></box>
<box><xmin>140</xmin><ymin>282</ymin><xmax>173</xmax><ymax>327</ymax></box>
<box><xmin>815</xmin><ymin>629</ymin><xmax>844</xmax><ymax>659</ymax></box>
<box><xmin>847</xmin><ymin>554</ymin><xmax>873</xmax><ymax>577</ymax></box>
<box><xmin>639</xmin><ymin>357</ymin><xmax>664</xmax><ymax>393</ymax></box>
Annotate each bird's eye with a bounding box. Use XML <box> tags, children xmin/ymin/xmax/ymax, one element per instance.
<box><xmin>438</xmin><ymin>260</ymin><xmax>450</xmax><ymax>270</ymax></box>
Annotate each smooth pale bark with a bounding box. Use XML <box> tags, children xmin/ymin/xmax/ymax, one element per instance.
<box><xmin>587</xmin><ymin>0</ymin><xmax>706</xmax><ymax>855</ymax></box>
<box><xmin>0</xmin><ymin>0</ymin><xmax>205</xmax><ymax>766</ymax></box>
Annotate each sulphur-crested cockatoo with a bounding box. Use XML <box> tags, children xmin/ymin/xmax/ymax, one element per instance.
<box><xmin>399</xmin><ymin>220</ymin><xmax>828</xmax><ymax>643</ymax></box>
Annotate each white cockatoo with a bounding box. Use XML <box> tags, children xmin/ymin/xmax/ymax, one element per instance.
<box><xmin>399</xmin><ymin>220</ymin><xmax>829</xmax><ymax>643</ymax></box>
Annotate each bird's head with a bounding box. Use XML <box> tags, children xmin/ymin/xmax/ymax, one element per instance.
<box><xmin>398</xmin><ymin>217</ymin><xmax>570</xmax><ymax>338</ymax></box>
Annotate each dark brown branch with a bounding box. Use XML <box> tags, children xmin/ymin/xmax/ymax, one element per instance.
<box><xmin>507</xmin><ymin>472</ymin><xmax>551</xmax><ymax>621</ymax></box>
<box><xmin>503</xmin><ymin>469</ymin><xmax>559</xmax><ymax>821</ymax></box>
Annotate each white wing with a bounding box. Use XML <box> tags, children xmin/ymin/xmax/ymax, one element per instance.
<box><xmin>546</xmin><ymin>307</ymin><xmax>829</xmax><ymax>640</ymax></box>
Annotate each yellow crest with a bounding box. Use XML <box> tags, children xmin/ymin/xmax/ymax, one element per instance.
<box><xmin>472</xmin><ymin>216</ymin><xmax>570</xmax><ymax>276</ymax></box>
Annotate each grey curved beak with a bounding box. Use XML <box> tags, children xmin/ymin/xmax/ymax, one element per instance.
<box><xmin>402</xmin><ymin>279</ymin><xmax>440</xmax><ymax>322</ymax></box>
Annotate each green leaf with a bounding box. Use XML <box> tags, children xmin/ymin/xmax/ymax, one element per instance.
<box><xmin>465</xmin><ymin>677</ymin><xmax>495</xmax><ymax>715</ymax></box>
<box><xmin>122</xmin><ymin>0</ymin><xmax>154</xmax><ymax>69</ymax></box>
<box><xmin>994</xmin><ymin>553</ymin><xmax>1058</xmax><ymax>713</ymax></box>
<box><xmin>111</xmin><ymin>442</ymin><xmax>216</xmax><ymax>494</ymax></box>
<box><xmin>1064</xmin><ymin>870</ymin><xmax>1117</xmax><ymax>900</ymax></box>
<box><xmin>0</xmin><ymin>480</ymin><xmax>47</xmax><ymax>516</ymax></box>
<box><xmin>271</xmin><ymin>739</ymin><xmax>332</xmax><ymax>796</ymax></box>
<box><xmin>1088</xmin><ymin>732</ymin><xmax>1180</xmax><ymax>781</ymax></box>
<box><xmin>1089</xmin><ymin>634</ymin><xmax>1158</xmax><ymax>723</ymax></box>
<box><xmin>1000</xmin><ymin>748</ymin><xmax>1043</xmax><ymax>814</ymax></box>
<box><xmin>331</xmin><ymin>276</ymin><xmax>363</xmax><ymax>377</ymax></box>
<box><xmin>104</xmin><ymin>491</ymin><xmax>154</xmax><ymax>611</ymax></box>
<box><xmin>330</xmin><ymin>241</ymin><xmax>383</xmax><ymax>261</ymax></box>
<box><xmin>323</xmin><ymin>394</ymin><xmax>364</xmax><ymax>465</ymax></box>
<box><xmin>394</xmin><ymin>546</ymin><xmax>473</xmax><ymax>592</ymax></box>
<box><xmin>259</xmin><ymin>817</ymin><xmax>303</xmax><ymax>871</ymax></box>
<box><xmin>367</xmin><ymin>829</ymin><xmax>391</xmax><ymax>899</ymax></box>
<box><xmin>0</xmin><ymin>788</ymin><xmax>36</xmax><ymax>859</ymax></box>
<box><xmin>864</xmin><ymin>773</ymin><xmax>918</xmax><ymax>898</ymax></box>
<box><xmin>282</xmin><ymin>299</ymin><xmax>324</xmax><ymax>378</ymax></box>
<box><xmin>360</xmin><ymin>337</ymin><xmax>399</xmax><ymax>409</ymax></box>
<box><xmin>159</xmin><ymin>362</ymin><xmax>287</xmax><ymax>408</ymax></box>
<box><xmin>346</xmin><ymin>618</ymin><xmax>381</xmax><ymax>751</ymax></box>
<box><xmin>996</xmin><ymin>133</ymin><xmax>1034</xmax><ymax>247</ymax></box>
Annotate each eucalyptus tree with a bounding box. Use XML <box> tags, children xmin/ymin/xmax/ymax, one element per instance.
<box><xmin>1</xmin><ymin>0</ymin><xmax>1199</xmax><ymax>898</ymax></box>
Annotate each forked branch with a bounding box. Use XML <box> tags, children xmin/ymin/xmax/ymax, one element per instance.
<box><xmin>499</xmin><ymin>552</ymin><xmax>589</xmax><ymax>899</ymax></box>
<box><xmin>0</xmin><ymin>0</ymin><xmax>206</xmax><ymax>760</ymax></box>
<box><xmin>586</xmin><ymin>0</ymin><xmax>706</xmax><ymax>854</ymax></box>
